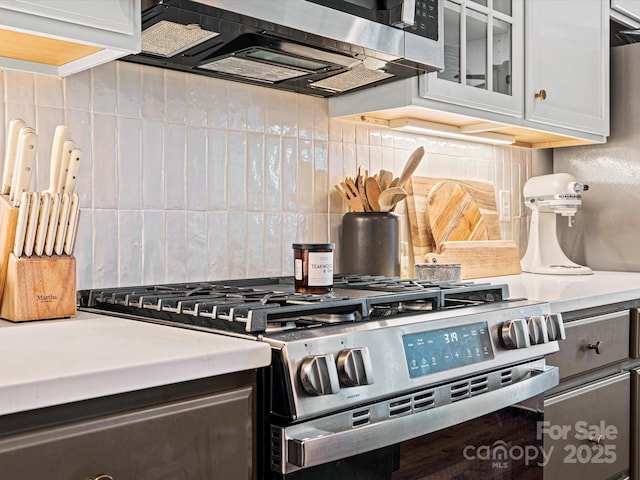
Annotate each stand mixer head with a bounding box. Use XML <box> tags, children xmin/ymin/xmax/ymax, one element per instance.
<box><xmin>521</xmin><ymin>173</ymin><xmax>592</xmax><ymax>275</ymax></box>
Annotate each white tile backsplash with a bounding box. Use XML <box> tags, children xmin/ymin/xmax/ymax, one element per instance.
<box><xmin>1</xmin><ymin>62</ymin><xmax>533</xmax><ymax>289</ymax></box>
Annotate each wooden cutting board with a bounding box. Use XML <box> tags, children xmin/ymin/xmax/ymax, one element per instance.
<box><xmin>406</xmin><ymin>176</ymin><xmax>501</xmax><ymax>261</ymax></box>
<box><xmin>427</xmin><ymin>181</ymin><xmax>489</xmax><ymax>252</ymax></box>
<box><xmin>425</xmin><ymin>240</ymin><xmax>522</xmax><ymax>279</ymax></box>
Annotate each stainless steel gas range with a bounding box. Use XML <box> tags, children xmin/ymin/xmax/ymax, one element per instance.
<box><xmin>78</xmin><ymin>275</ymin><xmax>565</xmax><ymax>480</ymax></box>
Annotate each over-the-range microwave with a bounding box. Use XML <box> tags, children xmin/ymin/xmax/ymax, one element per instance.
<box><xmin>127</xmin><ymin>0</ymin><xmax>443</xmax><ymax>97</ymax></box>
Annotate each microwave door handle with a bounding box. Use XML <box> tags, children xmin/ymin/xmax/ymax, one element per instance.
<box><xmin>402</xmin><ymin>0</ymin><xmax>416</xmax><ymax>26</ymax></box>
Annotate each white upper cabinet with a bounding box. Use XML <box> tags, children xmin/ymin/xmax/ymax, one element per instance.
<box><xmin>611</xmin><ymin>0</ymin><xmax>640</xmax><ymax>28</ymax></box>
<box><xmin>0</xmin><ymin>0</ymin><xmax>141</xmax><ymax>76</ymax></box>
<box><xmin>327</xmin><ymin>0</ymin><xmax>611</xmax><ymax>147</ymax></box>
<box><xmin>525</xmin><ymin>0</ymin><xmax>609</xmax><ymax>136</ymax></box>
<box><xmin>420</xmin><ymin>0</ymin><xmax>524</xmax><ymax>117</ymax></box>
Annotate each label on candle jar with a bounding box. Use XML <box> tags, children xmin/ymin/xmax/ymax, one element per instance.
<box><xmin>308</xmin><ymin>251</ymin><xmax>333</xmax><ymax>286</ymax></box>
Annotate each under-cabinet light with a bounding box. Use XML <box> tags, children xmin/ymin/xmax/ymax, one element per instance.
<box><xmin>388</xmin><ymin>118</ymin><xmax>516</xmax><ymax>145</ymax></box>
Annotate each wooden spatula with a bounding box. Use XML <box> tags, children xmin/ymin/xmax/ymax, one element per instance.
<box><xmin>427</xmin><ymin>181</ymin><xmax>489</xmax><ymax>252</ymax></box>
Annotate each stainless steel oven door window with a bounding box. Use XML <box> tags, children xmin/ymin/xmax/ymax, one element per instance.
<box><xmin>392</xmin><ymin>398</ymin><xmax>545</xmax><ymax>480</ymax></box>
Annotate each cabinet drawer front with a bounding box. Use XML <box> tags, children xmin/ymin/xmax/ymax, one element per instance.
<box><xmin>0</xmin><ymin>387</ymin><xmax>254</xmax><ymax>479</ymax></box>
<box><xmin>544</xmin><ymin>373</ymin><xmax>630</xmax><ymax>480</ymax></box>
<box><xmin>546</xmin><ymin>310</ymin><xmax>630</xmax><ymax>380</ymax></box>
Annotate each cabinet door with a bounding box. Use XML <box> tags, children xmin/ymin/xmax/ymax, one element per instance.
<box><xmin>0</xmin><ymin>0</ymin><xmax>137</xmax><ymax>35</ymax></box>
<box><xmin>0</xmin><ymin>0</ymin><xmax>140</xmax><ymax>76</ymax></box>
<box><xmin>611</xmin><ymin>0</ymin><xmax>640</xmax><ymax>28</ymax></box>
<box><xmin>525</xmin><ymin>0</ymin><xmax>609</xmax><ymax>136</ymax></box>
<box><xmin>543</xmin><ymin>373</ymin><xmax>630</xmax><ymax>480</ymax></box>
<box><xmin>420</xmin><ymin>0</ymin><xmax>524</xmax><ymax>116</ymax></box>
<box><xmin>0</xmin><ymin>387</ymin><xmax>255</xmax><ymax>480</ymax></box>
<box><xmin>631</xmin><ymin>368</ymin><xmax>640</xmax><ymax>480</ymax></box>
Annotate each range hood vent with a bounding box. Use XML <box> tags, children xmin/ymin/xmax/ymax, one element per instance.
<box><xmin>124</xmin><ymin>0</ymin><xmax>443</xmax><ymax>97</ymax></box>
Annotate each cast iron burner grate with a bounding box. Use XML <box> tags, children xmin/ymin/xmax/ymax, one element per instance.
<box><xmin>77</xmin><ymin>275</ymin><xmax>508</xmax><ymax>334</ymax></box>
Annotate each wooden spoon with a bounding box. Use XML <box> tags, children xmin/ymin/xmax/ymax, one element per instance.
<box><xmin>378</xmin><ymin>169</ymin><xmax>394</xmax><ymax>190</ymax></box>
<box><xmin>364</xmin><ymin>176</ymin><xmax>382</xmax><ymax>211</ymax></box>
<box><xmin>397</xmin><ymin>146</ymin><xmax>425</xmax><ymax>189</ymax></box>
<box><xmin>378</xmin><ymin>186</ymin><xmax>407</xmax><ymax>212</ymax></box>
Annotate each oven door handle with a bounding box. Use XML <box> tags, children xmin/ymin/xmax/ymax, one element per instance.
<box><xmin>282</xmin><ymin>365</ymin><xmax>558</xmax><ymax>473</ymax></box>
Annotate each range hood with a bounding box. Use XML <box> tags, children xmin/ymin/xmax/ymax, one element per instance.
<box><xmin>123</xmin><ymin>0</ymin><xmax>444</xmax><ymax>97</ymax></box>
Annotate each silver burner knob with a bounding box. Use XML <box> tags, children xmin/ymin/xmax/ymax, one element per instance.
<box><xmin>527</xmin><ymin>316</ymin><xmax>549</xmax><ymax>345</ymax></box>
<box><xmin>299</xmin><ymin>354</ymin><xmax>340</xmax><ymax>396</ymax></box>
<box><xmin>336</xmin><ymin>347</ymin><xmax>374</xmax><ymax>387</ymax></box>
<box><xmin>545</xmin><ymin>313</ymin><xmax>566</xmax><ymax>341</ymax></box>
<box><xmin>501</xmin><ymin>318</ymin><xmax>531</xmax><ymax>349</ymax></box>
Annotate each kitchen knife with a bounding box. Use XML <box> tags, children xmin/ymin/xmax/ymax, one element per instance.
<box><xmin>54</xmin><ymin>192</ymin><xmax>71</xmax><ymax>256</ymax></box>
<box><xmin>47</xmin><ymin>125</ymin><xmax>70</xmax><ymax>194</ymax></box>
<box><xmin>43</xmin><ymin>192</ymin><xmax>61</xmax><ymax>256</ymax></box>
<box><xmin>9</xmin><ymin>127</ymin><xmax>37</xmax><ymax>207</ymax></box>
<box><xmin>12</xmin><ymin>191</ymin><xmax>31</xmax><ymax>258</ymax></box>
<box><xmin>62</xmin><ymin>147</ymin><xmax>81</xmax><ymax>196</ymax></box>
<box><xmin>56</xmin><ymin>139</ymin><xmax>75</xmax><ymax>194</ymax></box>
<box><xmin>23</xmin><ymin>191</ymin><xmax>41</xmax><ymax>257</ymax></box>
<box><xmin>63</xmin><ymin>193</ymin><xmax>80</xmax><ymax>255</ymax></box>
<box><xmin>33</xmin><ymin>191</ymin><xmax>52</xmax><ymax>256</ymax></box>
<box><xmin>1</xmin><ymin>118</ymin><xmax>26</xmax><ymax>195</ymax></box>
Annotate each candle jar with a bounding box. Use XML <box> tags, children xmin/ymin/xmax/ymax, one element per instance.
<box><xmin>293</xmin><ymin>243</ymin><xmax>335</xmax><ymax>293</ymax></box>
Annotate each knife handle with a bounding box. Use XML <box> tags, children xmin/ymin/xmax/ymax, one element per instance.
<box><xmin>13</xmin><ymin>192</ymin><xmax>31</xmax><ymax>258</ymax></box>
<box><xmin>48</xmin><ymin>125</ymin><xmax>70</xmax><ymax>194</ymax></box>
<box><xmin>1</xmin><ymin>118</ymin><xmax>26</xmax><ymax>195</ymax></box>
<box><xmin>23</xmin><ymin>191</ymin><xmax>41</xmax><ymax>257</ymax></box>
<box><xmin>56</xmin><ymin>139</ymin><xmax>75</xmax><ymax>194</ymax></box>
<box><xmin>33</xmin><ymin>192</ymin><xmax>52</xmax><ymax>256</ymax></box>
<box><xmin>54</xmin><ymin>193</ymin><xmax>71</xmax><ymax>256</ymax></box>
<box><xmin>10</xmin><ymin>128</ymin><xmax>37</xmax><ymax>207</ymax></box>
<box><xmin>63</xmin><ymin>193</ymin><xmax>80</xmax><ymax>255</ymax></box>
<box><xmin>62</xmin><ymin>147</ymin><xmax>81</xmax><ymax>196</ymax></box>
<box><xmin>44</xmin><ymin>193</ymin><xmax>61</xmax><ymax>256</ymax></box>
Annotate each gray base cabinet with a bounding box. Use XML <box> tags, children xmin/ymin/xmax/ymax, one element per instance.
<box><xmin>0</xmin><ymin>376</ymin><xmax>256</xmax><ymax>480</ymax></box>
<box><xmin>544</xmin><ymin>373</ymin><xmax>630</xmax><ymax>480</ymax></box>
<box><xmin>543</xmin><ymin>305</ymin><xmax>640</xmax><ymax>480</ymax></box>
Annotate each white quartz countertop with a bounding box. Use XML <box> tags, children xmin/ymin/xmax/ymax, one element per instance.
<box><xmin>0</xmin><ymin>312</ymin><xmax>271</xmax><ymax>416</ymax></box>
<box><xmin>479</xmin><ymin>270</ymin><xmax>640</xmax><ymax>312</ymax></box>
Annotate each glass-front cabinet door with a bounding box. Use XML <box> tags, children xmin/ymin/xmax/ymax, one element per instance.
<box><xmin>419</xmin><ymin>0</ymin><xmax>523</xmax><ymax>117</ymax></box>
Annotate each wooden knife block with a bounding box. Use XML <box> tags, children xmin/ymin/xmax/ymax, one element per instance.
<box><xmin>0</xmin><ymin>195</ymin><xmax>77</xmax><ymax>322</ymax></box>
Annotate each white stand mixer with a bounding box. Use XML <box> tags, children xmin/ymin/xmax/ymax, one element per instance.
<box><xmin>521</xmin><ymin>173</ymin><xmax>592</xmax><ymax>275</ymax></box>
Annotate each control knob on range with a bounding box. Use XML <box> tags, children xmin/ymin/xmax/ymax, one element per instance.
<box><xmin>336</xmin><ymin>347</ymin><xmax>374</xmax><ymax>387</ymax></box>
<box><xmin>501</xmin><ymin>318</ymin><xmax>531</xmax><ymax>349</ymax></box>
<box><xmin>527</xmin><ymin>315</ymin><xmax>550</xmax><ymax>345</ymax></box>
<box><xmin>299</xmin><ymin>354</ymin><xmax>340</xmax><ymax>396</ymax></box>
<box><xmin>545</xmin><ymin>313</ymin><xmax>566</xmax><ymax>341</ymax></box>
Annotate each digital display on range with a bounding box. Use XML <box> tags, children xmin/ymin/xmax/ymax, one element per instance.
<box><xmin>403</xmin><ymin>322</ymin><xmax>494</xmax><ymax>378</ymax></box>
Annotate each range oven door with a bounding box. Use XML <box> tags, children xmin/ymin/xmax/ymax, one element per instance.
<box><xmin>268</xmin><ymin>362</ymin><xmax>557</xmax><ymax>479</ymax></box>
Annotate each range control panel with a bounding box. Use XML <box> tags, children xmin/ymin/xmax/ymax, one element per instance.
<box><xmin>403</xmin><ymin>322</ymin><xmax>493</xmax><ymax>378</ymax></box>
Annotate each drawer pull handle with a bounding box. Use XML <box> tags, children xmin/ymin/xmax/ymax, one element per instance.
<box><xmin>86</xmin><ymin>475</ymin><xmax>114</xmax><ymax>480</ymax></box>
<box><xmin>588</xmin><ymin>434</ymin><xmax>604</xmax><ymax>445</ymax></box>
<box><xmin>587</xmin><ymin>341</ymin><xmax>603</xmax><ymax>354</ymax></box>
